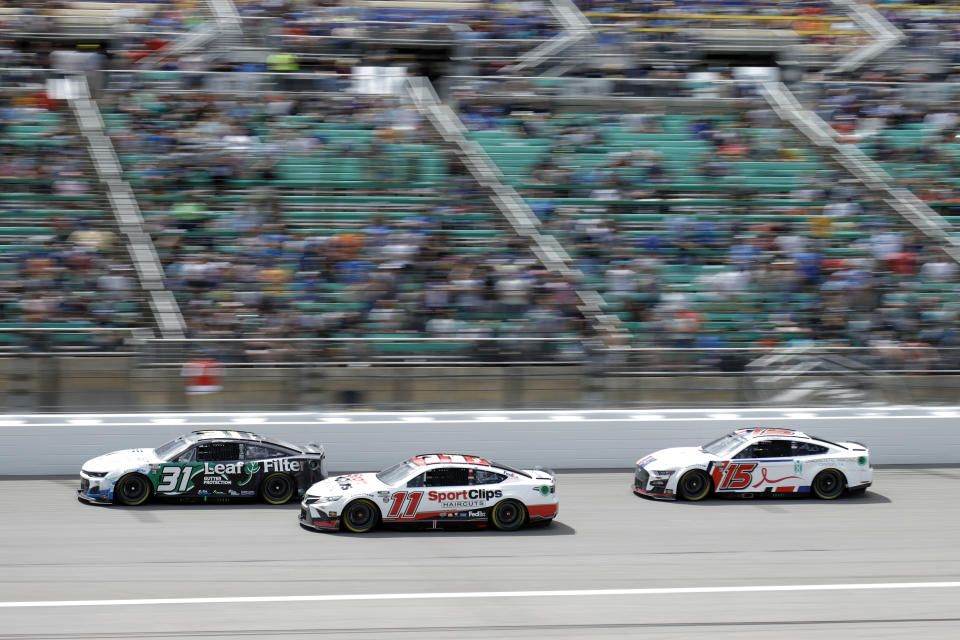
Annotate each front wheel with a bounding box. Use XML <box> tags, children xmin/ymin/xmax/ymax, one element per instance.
<box><xmin>115</xmin><ymin>473</ymin><xmax>151</xmax><ymax>506</ymax></box>
<box><xmin>678</xmin><ymin>470</ymin><xmax>712</xmax><ymax>501</ymax></box>
<box><xmin>342</xmin><ymin>499</ymin><xmax>379</xmax><ymax>533</ymax></box>
<box><xmin>260</xmin><ymin>473</ymin><xmax>295</xmax><ymax>505</ymax></box>
<box><xmin>812</xmin><ymin>469</ymin><xmax>845</xmax><ymax>500</ymax></box>
<box><xmin>491</xmin><ymin>499</ymin><xmax>527</xmax><ymax>531</ymax></box>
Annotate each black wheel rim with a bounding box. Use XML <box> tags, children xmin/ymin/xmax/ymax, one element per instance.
<box><xmin>497</xmin><ymin>502</ymin><xmax>521</xmax><ymax>526</ymax></box>
<box><xmin>684</xmin><ymin>474</ymin><xmax>704</xmax><ymax>495</ymax></box>
<box><xmin>121</xmin><ymin>477</ymin><xmax>146</xmax><ymax>501</ymax></box>
<box><xmin>348</xmin><ymin>503</ymin><xmax>373</xmax><ymax>526</ymax></box>
<box><xmin>818</xmin><ymin>472</ymin><xmax>840</xmax><ymax>495</ymax></box>
<box><xmin>265</xmin><ymin>476</ymin><xmax>291</xmax><ymax>500</ymax></box>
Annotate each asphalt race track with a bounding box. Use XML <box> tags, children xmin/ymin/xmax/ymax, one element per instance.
<box><xmin>1</xmin><ymin>470</ymin><xmax>959</xmax><ymax>639</ymax></box>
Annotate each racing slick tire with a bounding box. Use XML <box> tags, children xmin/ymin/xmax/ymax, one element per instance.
<box><xmin>115</xmin><ymin>473</ymin><xmax>151</xmax><ymax>506</ymax></box>
<box><xmin>491</xmin><ymin>499</ymin><xmax>527</xmax><ymax>531</ymax></box>
<box><xmin>812</xmin><ymin>469</ymin><xmax>845</xmax><ymax>500</ymax></box>
<box><xmin>678</xmin><ymin>469</ymin><xmax>712</xmax><ymax>501</ymax></box>
<box><xmin>342</xmin><ymin>499</ymin><xmax>380</xmax><ymax>533</ymax></box>
<box><xmin>260</xmin><ymin>473</ymin><xmax>295</xmax><ymax>505</ymax></box>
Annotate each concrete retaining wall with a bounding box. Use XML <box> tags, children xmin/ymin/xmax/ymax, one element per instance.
<box><xmin>1</xmin><ymin>408</ymin><xmax>958</xmax><ymax>475</ymax></box>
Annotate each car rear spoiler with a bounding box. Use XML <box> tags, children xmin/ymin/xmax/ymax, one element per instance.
<box><xmin>303</xmin><ymin>442</ymin><xmax>325</xmax><ymax>455</ymax></box>
<box><xmin>838</xmin><ymin>440</ymin><xmax>868</xmax><ymax>451</ymax></box>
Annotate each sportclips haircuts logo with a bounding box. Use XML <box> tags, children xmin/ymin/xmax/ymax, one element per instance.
<box><xmin>428</xmin><ymin>489</ymin><xmax>502</xmax><ymax>502</ymax></box>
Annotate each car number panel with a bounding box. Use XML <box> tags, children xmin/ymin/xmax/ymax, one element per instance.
<box><xmin>149</xmin><ymin>457</ymin><xmax>322</xmax><ymax>501</ymax></box>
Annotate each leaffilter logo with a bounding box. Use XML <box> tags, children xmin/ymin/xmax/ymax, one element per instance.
<box><xmin>239</xmin><ymin>462</ymin><xmax>261</xmax><ymax>487</ymax></box>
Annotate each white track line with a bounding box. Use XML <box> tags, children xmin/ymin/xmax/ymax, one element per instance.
<box><xmin>2</xmin><ymin>582</ymin><xmax>959</xmax><ymax>609</ymax></box>
<box><xmin>1</xmin><ymin>415</ymin><xmax>959</xmax><ymax>428</ymax></box>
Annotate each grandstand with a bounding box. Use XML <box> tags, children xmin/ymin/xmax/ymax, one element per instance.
<box><xmin>0</xmin><ymin>80</ymin><xmax>150</xmax><ymax>353</ymax></box>
<box><xmin>0</xmin><ymin>0</ymin><xmax>959</xmax><ymax>409</ymax></box>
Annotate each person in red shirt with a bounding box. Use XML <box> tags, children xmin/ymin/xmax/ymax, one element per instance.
<box><xmin>182</xmin><ymin>356</ymin><xmax>223</xmax><ymax>395</ymax></box>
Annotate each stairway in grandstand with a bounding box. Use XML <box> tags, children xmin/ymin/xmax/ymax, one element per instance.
<box><xmin>459</xmin><ymin>98</ymin><xmax>929</xmax><ymax>348</ymax></box>
<box><xmin>0</xmin><ymin>81</ymin><xmax>156</xmax><ymax>351</ymax></box>
<box><xmin>95</xmin><ymin>79</ymin><xmax>588</xmax><ymax>359</ymax></box>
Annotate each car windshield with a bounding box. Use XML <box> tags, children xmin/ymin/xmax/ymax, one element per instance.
<box><xmin>154</xmin><ymin>434</ymin><xmax>198</xmax><ymax>461</ymax></box>
<box><xmin>701</xmin><ymin>433</ymin><xmax>747</xmax><ymax>457</ymax></box>
<box><xmin>376</xmin><ymin>459</ymin><xmax>419</xmax><ymax>485</ymax></box>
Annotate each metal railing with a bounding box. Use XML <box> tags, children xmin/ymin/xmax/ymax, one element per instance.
<box><xmin>3</xmin><ymin>344</ymin><xmax>960</xmax><ymax>411</ymax></box>
<box><xmin>445</xmin><ymin>74</ymin><xmax>763</xmax><ymax>102</ymax></box>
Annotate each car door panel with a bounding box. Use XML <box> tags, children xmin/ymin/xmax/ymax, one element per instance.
<box><xmin>389</xmin><ymin>467</ymin><xmax>473</xmax><ymax>523</ymax></box>
<box><xmin>712</xmin><ymin>440</ymin><xmax>797</xmax><ymax>493</ymax></box>
<box><xmin>151</xmin><ymin>445</ymin><xmax>205</xmax><ymax>497</ymax></box>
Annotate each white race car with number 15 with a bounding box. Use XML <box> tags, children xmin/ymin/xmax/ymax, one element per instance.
<box><xmin>301</xmin><ymin>454</ymin><xmax>558</xmax><ymax>532</ymax></box>
<box><xmin>635</xmin><ymin>428</ymin><xmax>873</xmax><ymax>501</ymax></box>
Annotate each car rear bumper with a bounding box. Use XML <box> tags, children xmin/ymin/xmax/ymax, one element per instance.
<box><xmin>527</xmin><ymin>503</ymin><xmax>558</xmax><ymax>521</ymax></box>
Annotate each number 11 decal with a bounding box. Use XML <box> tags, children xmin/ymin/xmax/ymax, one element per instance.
<box><xmin>387</xmin><ymin>491</ymin><xmax>423</xmax><ymax>518</ymax></box>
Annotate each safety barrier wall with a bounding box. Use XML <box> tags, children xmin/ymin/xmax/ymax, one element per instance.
<box><xmin>0</xmin><ymin>409</ymin><xmax>958</xmax><ymax>476</ymax></box>
<box><xmin>5</xmin><ymin>356</ymin><xmax>960</xmax><ymax>411</ymax></box>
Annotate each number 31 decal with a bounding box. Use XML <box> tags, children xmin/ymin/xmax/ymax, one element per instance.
<box><xmin>157</xmin><ymin>465</ymin><xmax>198</xmax><ymax>493</ymax></box>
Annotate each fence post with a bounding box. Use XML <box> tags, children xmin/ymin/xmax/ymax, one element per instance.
<box><xmin>6</xmin><ymin>353</ymin><xmax>34</xmax><ymax>411</ymax></box>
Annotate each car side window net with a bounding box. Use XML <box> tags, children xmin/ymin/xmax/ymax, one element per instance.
<box><xmin>734</xmin><ymin>440</ymin><xmax>791</xmax><ymax>459</ymax></box>
<box><xmin>196</xmin><ymin>442</ymin><xmax>241</xmax><ymax>462</ymax></box>
<box><xmin>424</xmin><ymin>468</ymin><xmax>470</xmax><ymax>487</ymax></box>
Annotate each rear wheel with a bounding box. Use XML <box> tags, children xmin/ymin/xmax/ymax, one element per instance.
<box><xmin>812</xmin><ymin>469</ymin><xmax>845</xmax><ymax>500</ymax></box>
<box><xmin>260</xmin><ymin>473</ymin><xmax>295</xmax><ymax>505</ymax></box>
<box><xmin>342</xmin><ymin>499</ymin><xmax>379</xmax><ymax>533</ymax></box>
<box><xmin>491</xmin><ymin>499</ymin><xmax>527</xmax><ymax>531</ymax></box>
<box><xmin>678</xmin><ymin>470</ymin><xmax>711</xmax><ymax>501</ymax></box>
<box><xmin>115</xmin><ymin>473</ymin><xmax>151</xmax><ymax>506</ymax></box>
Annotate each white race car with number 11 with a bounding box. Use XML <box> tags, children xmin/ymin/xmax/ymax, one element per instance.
<box><xmin>301</xmin><ymin>454</ymin><xmax>558</xmax><ymax>532</ymax></box>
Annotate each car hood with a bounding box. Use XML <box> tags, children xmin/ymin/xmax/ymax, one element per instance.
<box><xmin>306</xmin><ymin>472</ymin><xmax>388</xmax><ymax>498</ymax></box>
<box><xmin>637</xmin><ymin>446</ymin><xmax>717</xmax><ymax>471</ymax></box>
<box><xmin>82</xmin><ymin>448</ymin><xmax>159</xmax><ymax>474</ymax></box>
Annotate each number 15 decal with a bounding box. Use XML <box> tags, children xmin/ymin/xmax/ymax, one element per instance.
<box><xmin>387</xmin><ymin>491</ymin><xmax>423</xmax><ymax>518</ymax></box>
<box><xmin>711</xmin><ymin>462</ymin><xmax>757</xmax><ymax>490</ymax></box>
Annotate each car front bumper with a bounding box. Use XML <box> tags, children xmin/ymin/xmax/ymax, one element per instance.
<box><xmin>77</xmin><ymin>474</ymin><xmax>114</xmax><ymax>504</ymax></box>
<box><xmin>299</xmin><ymin>503</ymin><xmax>340</xmax><ymax>531</ymax></box>
<box><xmin>633</xmin><ymin>467</ymin><xmax>677</xmax><ymax>500</ymax></box>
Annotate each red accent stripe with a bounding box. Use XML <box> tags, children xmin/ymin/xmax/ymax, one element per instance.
<box><xmin>527</xmin><ymin>504</ymin><xmax>558</xmax><ymax>518</ymax></box>
<box><xmin>775</xmin><ymin>486</ymin><xmax>796</xmax><ymax>493</ymax></box>
<box><xmin>634</xmin><ymin>487</ymin><xmax>674</xmax><ymax>499</ymax></box>
<box><xmin>384</xmin><ymin>510</ymin><xmax>448</xmax><ymax>522</ymax></box>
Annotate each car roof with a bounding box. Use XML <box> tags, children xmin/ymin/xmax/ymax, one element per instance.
<box><xmin>733</xmin><ymin>428</ymin><xmax>811</xmax><ymax>440</ymax></box>
<box><xmin>410</xmin><ymin>454</ymin><xmax>493</xmax><ymax>467</ymax></box>
<box><xmin>187</xmin><ymin>430</ymin><xmax>303</xmax><ymax>452</ymax></box>
<box><xmin>190</xmin><ymin>430</ymin><xmax>262</xmax><ymax>442</ymax></box>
